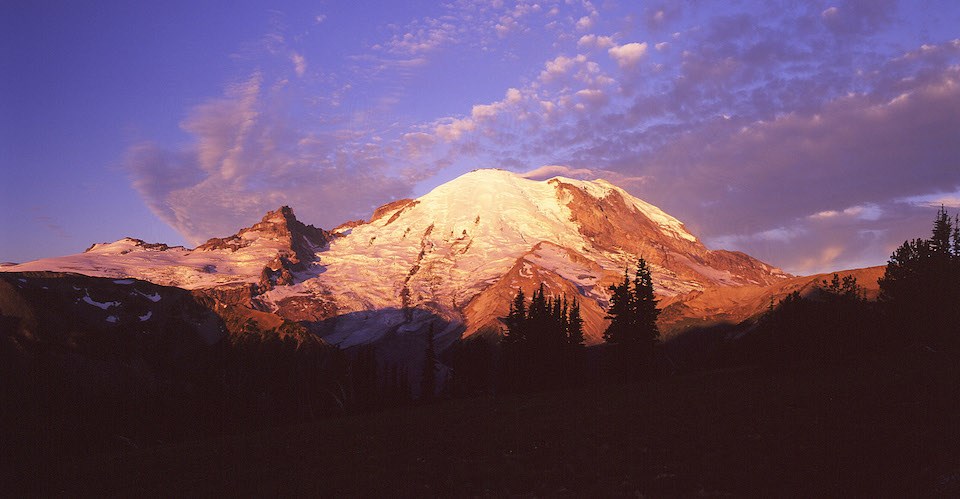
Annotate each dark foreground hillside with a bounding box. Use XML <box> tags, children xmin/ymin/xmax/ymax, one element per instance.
<box><xmin>45</xmin><ymin>353</ymin><xmax>960</xmax><ymax>497</ymax></box>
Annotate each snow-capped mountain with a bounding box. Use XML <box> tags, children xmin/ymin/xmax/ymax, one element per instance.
<box><xmin>8</xmin><ymin>206</ymin><xmax>330</xmax><ymax>290</ymax></box>
<box><xmin>3</xmin><ymin>169</ymin><xmax>788</xmax><ymax>346</ymax></box>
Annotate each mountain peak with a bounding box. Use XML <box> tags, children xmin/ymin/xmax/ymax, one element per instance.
<box><xmin>248</xmin><ymin>205</ymin><xmax>301</xmax><ymax>233</ymax></box>
<box><xmin>198</xmin><ymin>206</ymin><xmax>331</xmax><ymax>263</ymax></box>
<box><xmin>2</xmin><ymin>171</ymin><xmax>789</xmax><ymax>347</ymax></box>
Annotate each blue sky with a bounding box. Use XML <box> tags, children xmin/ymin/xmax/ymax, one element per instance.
<box><xmin>2</xmin><ymin>0</ymin><xmax>959</xmax><ymax>274</ymax></box>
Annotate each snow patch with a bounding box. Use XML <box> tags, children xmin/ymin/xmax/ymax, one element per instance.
<box><xmin>519</xmin><ymin>262</ymin><xmax>534</xmax><ymax>278</ymax></box>
<box><xmin>83</xmin><ymin>295</ymin><xmax>120</xmax><ymax>310</ymax></box>
<box><xmin>112</xmin><ymin>279</ymin><xmax>135</xmax><ymax>285</ymax></box>
<box><xmin>139</xmin><ymin>311</ymin><xmax>152</xmax><ymax>321</ymax></box>
<box><xmin>136</xmin><ymin>290</ymin><xmax>162</xmax><ymax>302</ymax></box>
<box><xmin>106</xmin><ymin>316</ymin><xmax>118</xmax><ymax>323</ymax></box>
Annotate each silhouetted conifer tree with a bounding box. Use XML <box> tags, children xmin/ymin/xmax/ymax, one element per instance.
<box><xmin>503</xmin><ymin>288</ymin><xmax>527</xmax><ymax>347</ymax></box>
<box><xmin>420</xmin><ymin>323</ymin><xmax>437</xmax><ymax>401</ymax></box>
<box><xmin>525</xmin><ymin>284</ymin><xmax>555</xmax><ymax>389</ymax></box>
<box><xmin>501</xmin><ymin>288</ymin><xmax>528</xmax><ymax>392</ymax></box>
<box><xmin>603</xmin><ymin>258</ymin><xmax>661</xmax><ymax>379</ymax></box>
<box><xmin>502</xmin><ymin>285</ymin><xmax>584</xmax><ymax>391</ymax></box>
<box><xmin>350</xmin><ymin>346</ymin><xmax>379</xmax><ymax>412</ymax></box>
<box><xmin>879</xmin><ymin>206</ymin><xmax>960</xmax><ymax>351</ymax></box>
<box><xmin>603</xmin><ymin>268</ymin><xmax>633</xmax><ymax>346</ymax></box>
<box><xmin>564</xmin><ymin>299</ymin><xmax>586</xmax><ymax>384</ymax></box>
<box><xmin>931</xmin><ymin>206</ymin><xmax>953</xmax><ymax>257</ymax></box>
<box><xmin>381</xmin><ymin>364</ymin><xmax>411</xmax><ymax>408</ymax></box>
<box><xmin>451</xmin><ymin>337</ymin><xmax>495</xmax><ymax>396</ymax></box>
<box><xmin>632</xmin><ymin>258</ymin><xmax>661</xmax><ymax>355</ymax></box>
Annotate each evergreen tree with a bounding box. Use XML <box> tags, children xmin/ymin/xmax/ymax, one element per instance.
<box><xmin>420</xmin><ymin>323</ymin><xmax>437</xmax><ymax>401</ymax></box>
<box><xmin>450</xmin><ymin>337</ymin><xmax>495</xmax><ymax>397</ymax></box>
<box><xmin>525</xmin><ymin>284</ymin><xmax>558</xmax><ymax>389</ymax></box>
<box><xmin>501</xmin><ymin>288</ymin><xmax>528</xmax><ymax>392</ymax></box>
<box><xmin>603</xmin><ymin>259</ymin><xmax>661</xmax><ymax>379</ymax></box>
<box><xmin>563</xmin><ymin>298</ymin><xmax>586</xmax><ymax>385</ymax></box>
<box><xmin>554</xmin><ymin>296</ymin><xmax>567</xmax><ymax>336</ymax></box>
<box><xmin>764</xmin><ymin>291</ymin><xmax>805</xmax><ymax>364</ymax></box>
<box><xmin>383</xmin><ymin>364</ymin><xmax>412</xmax><ymax>408</ymax></box>
<box><xmin>567</xmin><ymin>299</ymin><xmax>585</xmax><ymax>349</ymax></box>
<box><xmin>879</xmin><ymin>208</ymin><xmax>960</xmax><ymax>351</ymax></box>
<box><xmin>501</xmin><ymin>285</ymin><xmax>586</xmax><ymax>391</ymax></box>
<box><xmin>930</xmin><ymin>206</ymin><xmax>952</xmax><ymax>257</ymax></box>
<box><xmin>631</xmin><ymin>257</ymin><xmax>662</xmax><ymax>354</ymax></box>
<box><xmin>349</xmin><ymin>346</ymin><xmax>379</xmax><ymax>412</ymax></box>
<box><xmin>602</xmin><ymin>268</ymin><xmax>633</xmax><ymax>345</ymax></box>
<box><xmin>953</xmin><ymin>214</ymin><xmax>960</xmax><ymax>258</ymax></box>
<box><xmin>503</xmin><ymin>288</ymin><xmax>527</xmax><ymax>346</ymax></box>
<box><xmin>528</xmin><ymin>284</ymin><xmax>549</xmax><ymax>330</ymax></box>
<box><xmin>820</xmin><ymin>273</ymin><xmax>866</xmax><ymax>303</ymax></box>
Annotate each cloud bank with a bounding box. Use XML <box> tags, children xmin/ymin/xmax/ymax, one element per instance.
<box><xmin>125</xmin><ymin>73</ymin><xmax>417</xmax><ymax>244</ymax></box>
<box><xmin>125</xmin><ymin>2</ymin><xmax>960</xmax><ymax>275</ymax></box>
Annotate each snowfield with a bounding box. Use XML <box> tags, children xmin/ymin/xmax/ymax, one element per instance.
<box><xmin>2</xmin><ymin>169</ymin><xmax>788</xmax><ymax>345</ymax></box>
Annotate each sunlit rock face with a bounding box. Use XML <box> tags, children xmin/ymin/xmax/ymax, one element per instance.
<box><xmin>3</xmin><ymin>169</ymin><xmax>791</xmax><ymax>346</ymax></box>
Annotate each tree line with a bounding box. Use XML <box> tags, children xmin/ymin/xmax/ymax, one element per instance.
<box><xmin>726</xmin><ymin>206</ymin><xmax>960</xmax><ymax>368</ymax></box>
<box><xmin>447</xmin><ymin>258</ymin><xmax>664</xmax><ymax>395</ymax></box>
<box><xmin>499</xmin><ymin>284</ymin><xmax>586</xmax><ymax>392</ymax></box>
<box><xmin>13</xmin><ymin>206</ymin><xmax>956</xmax><ymax>477</ymax></box>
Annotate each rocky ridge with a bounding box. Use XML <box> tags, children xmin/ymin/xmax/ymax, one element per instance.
<box><xmin>4</xmin><ymin>169</ymin><xmax>792</xmax><ymax>347</ymax></box>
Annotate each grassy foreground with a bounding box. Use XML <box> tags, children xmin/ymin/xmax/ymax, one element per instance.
<box><xmin>47</xmin><ymin>358</ymin><xmax>959</xmax><ymax>496</ymax></box>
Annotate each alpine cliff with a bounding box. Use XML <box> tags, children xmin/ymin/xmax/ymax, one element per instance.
<box><xmin>4</xmin><ymin>169</ymin><xmax>793</xmax><ymax>348</ymax></box>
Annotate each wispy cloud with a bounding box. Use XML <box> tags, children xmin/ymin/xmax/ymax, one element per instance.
<box><xmin>376</xmin><ymin>19</ymin><xmax>458</xmax><ymax>55</ymax></box>
<box><xmin>124</xmin><ymin>72</ymin><xmax>418</xmax><ymax>243</ymax></box>
<box><xmin>520</xmin><ymin>164</ymin><xmax>597</xmax><ymax>180</ymax></box>
<box><xmin>122</xmin><ymin>2</ymin><xmax>960</xmax><ymax>276</ymax></box>
<box><xmin>382</xmin><ymin>11</ymin><xmax>960</xmax><ymax>274</ymax></box>
<box><xmin>290</xmin><ymin>52</ymin><xmax>306</xmax><ymax>77</ymax></box>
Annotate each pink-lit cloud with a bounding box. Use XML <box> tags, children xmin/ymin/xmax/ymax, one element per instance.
<box><xmin>121</xmin><ymin>1</ymin><xmax>960</xmax><ymax>276</ymax></box>
<box><xmin>290</xmin><ymin>52</ymin><xmax>306</xmax><ymax>77</ymax></box>
<box><xmin>607</xmin><ymin>42</ymin><xmax>648</xmax><ymax>69</ymax></box>
<box><xmin>124</xmin><ymin>72</ymin><xmax>420</xmax><ymax>243</ymax></box>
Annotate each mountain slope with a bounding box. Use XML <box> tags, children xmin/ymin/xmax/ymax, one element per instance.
<box><xmin>5</xmin><ymin>207</ymin><xmax>331</xmax><ymax>290</ymax></box>
<box><xmin>659</xmin><ymin>265</ymin><xmax>885</xmax><ymax>332</ymax></box>
<box><xmin>4</xmin><ymin>169</ymin><xmax>789</xmax><ymax>346</ymax></box>
<box><xmin>272</xmin><ymin>169</ymin><xmax>788</xmax><ymax>344</ymax></box>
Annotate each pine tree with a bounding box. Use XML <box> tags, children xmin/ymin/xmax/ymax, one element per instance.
<box><xmin>602</xmin><ymin>268</ymin><xmax>633</xmax><ymax>345</ymax></box>
<box><xmin>953</xmin><ymin>214</ymin><xmax>960</xmax><ymax>258</ymax></box>
<box><xmin>554</xmin><ymin>296</ymin><xmax>566</xmax><ymax>335</ymax></box>
<box><xmin>603</xmin><ymin>259</ymin><xmax>661</xmax><ymax>379</ymax></box>
<box><xmin>526</xmin><ymin>284</ymin><xmax>555</xmax><ymax>389</ymax></box>
<box><xmin>564</xmin><ymin>298</ymin><xmax>587</xmax><ymax>385</ymax></box>
<box><xmin>420</xmin><ymin>323</ymin><xmax>437</xmax><ymax>402</ymax></box>
<box><xmin>501</xmin><ymin>288</ymin><xmax>528</xmax><ymax>392</ymax></box>
<box><xmin>528</xmin><ymin>284</ymin><xmax>549</xmax><ymax>328</ymax></box>
<box><xmin>526</xmin><ymin>285</ymin><xmax>549</xmax><ymax>353</ymax></box>
<box><xmin>879</xmin><ymin>208</ymin><xmax>960</xmax><ymax>350</ymax></box>
<box><xmin>567</xmin><ymin>299</ymin><xmax>585</xmax><ymax>349</ymax></box>
<box><xmin>503</xmin><ymin>288</ymin><xmax>527</xmax><ymax>346</ymax></box>
<box><xmin>632</xmin><ymin>257</ymin><xmax>661</xmax><ymax>354</ymax></box>
<box><xmin>350</xmin><ymin>346</ymin><xmax>379</xmax><ymax>412</ymax></box>
<box><xmin>931</xmin><ymin>206</ymin><xmax>952</xmax><ymax>257</ymax></box>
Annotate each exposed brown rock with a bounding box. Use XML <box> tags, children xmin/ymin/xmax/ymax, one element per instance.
<box><xmin>463</xmin><ymin>242</ymin><xmax>612</xmax><ymax>344</ymax></box>
<box><xmin>198</xmin><ymin>206</ymin><xmax>331</xmax><ymax>267</ymax></box>
<box><xmin>657</xmin><ymin>266</ymin><xmax>885</xmax><ymax>335</ymax></box>
<box><xmin>551</xmin><ymin>178</ymin><xmax>789</xmax><ymax>292</ymax></box>
<box><xmin>369</xmin><ymin>198</ymin><xmax>420</xmax><ymax>226</ymax></box>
